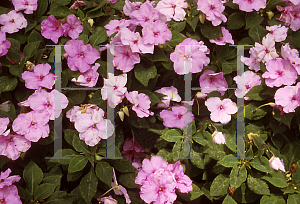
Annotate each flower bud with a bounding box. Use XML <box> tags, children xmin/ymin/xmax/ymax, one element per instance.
<box><xmin>26</xmin><ymin>61</ymin><xmax>35</xmax><ymax>71</ymax></box>
<box><xmin>122</xmin><ymin>106</ymin><xmax>130</xmax><ymax>117</ymax></box>
<box><xmin>212</xmin><ymin>130</ymin><xmax>226</xmax><ymax>144</ymax></box>
<box><xmin>196</xmin><ymin>92</ymin><xmax>207</xmax><ymax>99</ymax></box>
<box><xmin>269</xmin><ymin>156</ymin><xmax>286</xmax><ymax>172</ymax></box>
<box><xmin>199</xmin><ymin>13</ymin><xmax>206</xmax><ymax>24</ymax></box>
<box><xmin>95</xmin><ymin>155</ymin><xmax>103</xmax><ymax>161</ymax></box>
<box><xmin>88</xmin><ymin>18</ymin><xmax>94</xmax><ymax>27</ymax></box>
<box><xmin>266</xmin><ymin>10</ymin><xmax>274</xmax><ymax>20</ymax></box>
<box><xmin>118</xmin><ymin>111</ymin><xmax>124</xmax><ymax>121</ymax></box>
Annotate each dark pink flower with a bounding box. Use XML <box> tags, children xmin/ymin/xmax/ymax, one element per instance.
<box><xmin>0</xmin><ymin>168</ymin><xmax>21</xmax><ymax>188</ymax></box>
<box><xmin>0</xmin><ymin>185</ymin><xmax>22</xmax><ymax>204</ymax></box>
<box><xmin>113</xmin><ymin>45</ymin><xmax>140</xmax><ymax>73</ymax></box>
<box><xmin>12</xmin><ymin>0</ymin><xmax>37</xmax><ymax>14</ymax></box>
<box><xmin>111</xmin><ymin>168</ymin><xmax>131</xmax><ymax>203</ymax></box>
<box><xmin>98</xmin><ymin>195</ymin><xmax>118</xmax><ymax>204</ymax></box>
<box><xmin>142</xmin><ymin>20</ymin><xmax>172</xmax><ymax>45</ymax></box>
<box><xmin>266</xmin><ymin>25</ymin><xmax>288</xmax><ymax>42</ymax></box>
<box><xmin>130</xmin><ymin>2</ymin><xmax>161</xmax><ymax>25</ymax></box>
<box><xmin>199</xmin><ymin>70</ymin><xmax>228</xmax><ymax>96</ymax></box>
<box><xmin>41</xmin><ymin>15</ymin><xmax>64</xmax><ymax>44</ymax></box>
<box><xmin>0</xmin><ymin>31</ymin><xmax>11</xmax><ymax>57</ymax></box>
<box><xmin>160</xmin><ymin>106</ymin><xmax>194</xmax><ymax>129</ymax></box>
<box><xmin>212</xmin><ymin>130</ymin><xmax>226</xmax><ymax>144</ymax></box>
<box><xmin>156</xmin><ymin>0</ymin><xmax>188</xmax><ymax>21</ymax></box>
<box><xmin>281</xmin><ymin>43</ymin><xmax>300</xmax><ymax>75</ymax></box>
<box><xmin>0</xmin><ymin>10</ymin><xmax>27</xmax><ymax>34</ymax></box>
<box><xmin>104</xmin><ymin>19</ymin><xmax>130</xmax><ymax>37</ymax></box>
<box><xmin>0</xmin><ymin>117</ymin><xmax>9</xmax><ymax>136</ymax></box>
<box><xmin>121</xmin><ymin>138</ymin><xmax>146</xmax><ymax>170</ymax></box>
<box><xmin>62</xmin><ymin>14</ymin><xmax>83</xmax><ymax>40</ymax></box>
<box><xmin>123</xmin><ymin>0</ymin><xmax>142</xmax><ymax>16</ymax></box>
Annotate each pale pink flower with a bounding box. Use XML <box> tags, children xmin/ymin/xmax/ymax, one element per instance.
<box><xmin>0</xmin><ymin>117</ymin><xmax>9</xmax><ymax>136</ymax></box>
<box><xmin>98</xmin><ymin>195</ymin><xmax>118</xmax><ymax>204</ymax></box>
<box><xmin>0</xmin><ymin>31</ymin><xmax>11</xmax><ymax>57</ymax></box>
<box><xmin>123</xmin><ymin>0</ymin><xmax>142</xmax><ymax>16</ymax></box>
<box><xmin>266</xmin><ymin>25</ymin><xmax>288</xmax><ymax>42</ymax></box>
<box><xmin>22</xmin><ymin>63</ymin><xmax>56</xmax><ymax>90</ymax></box>
<box><xmin>111</xmin><ymin>168</ymin><xmax>131</xmax><ymax>203</ymax></box>
<box><xmin>71</xmin><ymin>63</ymin><xmax>100</xmax><ymax>87</ymax></box>
<box><xmin>254</xmin><ymin>35</ymin><xmax>278</xmax><ymax>63</ymax></box>
<box><xmin>160</xmin><ymin>106</ymin><xmax>194</xmax><ymax>129</ymax></box>
<box><xmin>62</xmin><ymin>14</ymin><xmax>83</xmax><ymax>40</ymax></box>
<box><xmin>269</xmin><ymin>156</ymin><xmax>286</xmax><ymax>172</ymax></box>
<box><xmin>142</xmin><ymin>20</ymin><xmax>172</xmax><ymax>46</ymax></box>
<box><xmin>233</xmin><ymin>0</ymin><xmax>266</xmax><ymax>12</ymax></box>
<box><xmin>101</xmin><ymin>73</ymin><xmax>127</xmax><ymax>108</ymax></box>
<box><xmin>212</xmin><ymin>130</ymin><xmax>225</xmax><ymax>144</ymax></box>
<box><xmin>12</xmin><ymin>0</ymin><xmax>37</xmax><ymax>14</ymax></box>
<box><xmin>199</xmin><ymin>70</ymin><xmax>228</xmax><ymax>96</ymax></box>
<box><xmin>113</xmin><ymin>45</ymin><xmax>140</xmax><ymax>72</ymax></box>
<box><xmin>170</xmin><ymin>38</ymin><xmax>210</xmax><ymax>75</ymax></box>
<box><xmin>0</xmin><ymin>168</ymin><xmax>21</xmax><ymax>188</ymax></box>
<box><xmin>104</xmin><ymin>19</ymin><xmax>130</xmax><ymax>37</ymax></box>
<box><xmin>41</xmin><ymin>15</ymin><xmax>64</xmax><ymax>44</ymax></box>
<box><xmin>241</xmin><ymin>48</ymin><xmax>261</xmax><ymax>72</ymax></box>
<box><xmin>125</xmin><ymin>91</ymin><xmax>153</xmax><ymax>118</ymax></box>
<box><xmin>209</xmin><ymin>27</ymin><xmax>234</xmax><ymax>45</ymax></box>
<box><xmin>171</xmin><ymin>161</ymin><xmax>193</xmax><ymax>193</ymax></box>
<box><xmin>197</xmin><ymin>0</ymin><xmax>227</xmax><ymax>26</ymax></box>
<box><xmin>281</xmin><ymin>43</ymin><xmax>300</xmax><ymax>75</ymax></box>
<box><xmin>0</xmin><ymin>185</ymin><xmax>22</xmax><ymax>204</ymax></box>
<box><xmin>155</xmin><ymin>86</ymin><xmax>181</xmax><ymax>107</ymax></box>
<box><xmin>196</xmin><ymin>92</ymin><xmax>208</xmax><ymax>99</ymax></box>
<box><xmin>155</xmin><ymin>0</ymin><xmax>188</xmax><ymax>21</ymax></box>
<box><xmin>205</xmin><ymin>97</ymin><xmax>238</xmax><ymax>124</ymax></box>
<box><xmin>130</xmin><ymin>2</ymin><xmax>161</xmax><ymax>25</ymax></box>
<box><xmin>0</xmin><ymin>10</ymin><xmax>27</xmax><ymax>34</ymax></box>
<box><xmin>262</xmin><ymin>58</ymin><xmax>297</xmax><ymax>88</ymax></box>
<box><xmin>277</xmin><ymin>4</ymin><xmax>295</xmax><ymax>26</ymax></box>
<box><xmin>233</xmin><ymin>71</ymin><xmax>261</xmax><ymax>100</ymax></box>
<box><xmin>274</xmin><ymin>82</ymin><xmax>300</xmax><ymax>113</ymax></box>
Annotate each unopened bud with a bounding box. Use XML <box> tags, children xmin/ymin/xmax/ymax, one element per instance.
<box><xmin>266</xmin><ymin>10</ymin><xmax>274</xmax><ymax>20</ymax></box>
<box><xmin>196</xmin><ymin>92</ymin><xmax>207</xmax><ymax>99</ymax></box>
<box><xmin>199</xmin><ymin>13</ymin><xmax>206</xmax><ymax>24</ymax></box>
<box><xmin>0</xmin><ymin>102</ymin><xmax>10</xmax><ymax>112</ymax></box>
<box><xmin>88</xmin><ymin>18</ymin><xmax>94</xmax><ymax>27</ymax></box>
<box><xmin>26</xmin><ymin>61</ymin><xmax>35</xmax><ymax>71</ymax></box>
<box><xmin>118</xmin><ymin>111</ymin><xmax>124</xmax><ymax>121</ymax></box>
<box><xmin>95</xmin><ymin>155</ymin><xmax>102</xmax><ymax>161</ymax></box>
<box><xmin>122</xmin><ymin>106</ymin><xmax>130</xmax><ymax>117</ymax></box>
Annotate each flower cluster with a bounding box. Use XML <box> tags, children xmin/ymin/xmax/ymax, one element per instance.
<box><xmin>0</xmin><ymin>168</ymin><xmax>22</xmax><ymax>204</ymax></box>
<box><xmin>135</xmin><ymin>156</ymin><xmax>193</xmax><ymax>204</ymax></box>
<box><xmin>197</xmin><ymin>0</ymin><xmax>227</xmax><ymax>26</ymax></box>
<box><xmin>277</xmin><ymin>1</ymin><xmax>300</xmax><ymax>31</ymax></box>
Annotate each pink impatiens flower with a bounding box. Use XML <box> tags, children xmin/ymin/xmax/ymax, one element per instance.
<box><xmin>233</xmin><ymin>71</ymin><xmax>261</xmax><ymax>100</ymax></box>
<box><xmin>254</xmin><ymin>35</ymin><xmax>278</xmax><ymax>63</ymax></box>
<box><xmin>64</xmin><ymin>40</ymin><xmax>100</xmax><ymax>73</ymax></box>
<box><xmin>266</xmin><ymin>25</ymin><xmax>288</xmax><ymax>42</ymax></box>
<box><xmin>0</xmin><ymin>168</ymin><xmax>21</xmax><ymax>188</ymax></box>
<box><xmin>233</xmin><ymin>0</ymin><xmax>266</xmax><ymax>12</ymax></box>
<box><xmin>12</xmin><ymin>0</ymin><xmax>38</xmax><ymax>14</ymax></box>
<box><xmin>123</xmin><ymin>0</ymin><xmax>142</xmax><ymax>16</ymax></box>
<box><xmin>277</xmin><ymin>3</ymin><xmax>300</xmax><ymax>31</ymax></box>
<box><xmin>98</xmin><ymin>195</ymin><xmax>118</xmax><ymax>204</ymax></box>
<box><xmin>171</xmin><ymin>161</ymin><xmax>193</xmax><ymax>193</ymax></box>
<box><xmin>0</xmin><ymin>31</ymin><xmax>11</xmax><ymax>57</ymax></box>
<box><xmin>126</xmin><ymin>91</ymin><xmax>154</xmax><ymax>118</ymax></box>
<box><xmin>0</xmin><ymin>185</ymin><xmax>22</xmax><ymax>204</ymax></box>
<box><xmin>41</xmin><ymin>15</ymin><xmax>64</xmax><ymax>44</ymax></box>
<box><xmin>170</xmin><ymin>38</ymin><xmax>210</xmax><ymax>75</ymax></box>
<box><xmin>62</xmin><ymin>14</ymin><xmax>83</xmax><ymax>40</ymax></box>
<box><xmin>0</xmin><ymin>10</ymin><xmax>27</xmax><ymax>34</ymax></box>
<box><xmin>205</xmin><ymin>97</ymin><xmax>238</xmax><ymax>124</ymax></box>
<box><xmin>212</xmin><ymin>130</ymin><xmax>226</xmax><ymax>144</ymax></box>
<box><xmin>274</xmin><ymin>82</ymin><xmax>300</xmax><ymax>113</ymax></box>
<box><xmin>71</xmin><ymin>63</ymin><xmax>100</xmax><ymax>87</ymax></box>
<box><xmin>160</xmin><ymin>106</ymin><xmax>194</xmax><ymax>129</ymax></box>
<box><xmin>262</xmin><ymin>58</ymin><xmax>297</xmax><ymax>88</ymax></box>
<box><xmin>130</xmin><ymin>1</ymin><xmax>161</xmax><ymax>25</ymax></box>
<box><xmin>199</xmin><ymin>70</ymin><xmax>228</xmax><ymax>96</ymax></box>
<box><xmin>281</xmin><ymin>43</ymin><xmax>300</xmax><ymax>75</ymax></box>
<box><xmin>21</xmin><ymin>63</ymin><xmax>56</xmax><ymax>90</ymax></box>
<box><xmin>142</xmin><ymin>20</ymin><xmax>172</xmax><ymax>46</ymax></box>
<box><xmin>209</xmin><ymin>27</ymin><xmax>234</xmax><ymax>45</ymax></box>
<box><xmin>155</xmin><ymin>86</ymin><xmax>181</xmax><ymax>107</ymax></box>
<box><xmin>155</xmin><ymin>0</ymin><xmax>188</xmax><ymax>21</ymax></box>
<box><xmin>269</xmin><ymin>156</ymin><xmax>286</xmax><ymax>172</ymax></box>
<box><xmin>0</xmin><ymin>117</ymin><xmax>9</xmax><ymax>136</ymax></box>
<box><xmin>104</xmin><ymin>19</ymin><xmax>130</xmax><ymax>37</ymax></box>
<box><xmin>197</xmin><ymin>0</ymin><xmax>227</xmax><ymax>26</ymax></box>
<box><xmin>111</xmin><ymin>168</ymin><xmax>131</xmax><ymax>203</ymax></box>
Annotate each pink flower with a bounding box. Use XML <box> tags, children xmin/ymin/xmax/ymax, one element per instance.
<box><xmin>98</xmin><ymin>195</ymin><xmax>118</xmax><ymax>204</ymax></box>
<box><xmin>41</xmin><ymin>15</ymin><xmax>64</xmax><ymax>44</ymax></box>
<box><xmin>71</xmin><ymin>63</ymin><xmax>100</xmax><ymax>87</ymax></box>
<box><xmin>274</xmin><ymin>82</ymin><xmax>300</xmax><ymax>113</ymax></box>
<box><xmin>241</xmin><ymin>48</ymin><xmax>261</xmax><ymax>72</ymax></box>
<box><xmin>277</xmin><ymin>3</ymin><xmax>300</xmax><ymax>31</ymax></box>
<box><xmin>170</xmin><ymin>38</ymin><xmax>210</xmax><ymax>75</ymax></box>
<box><xmin>0</xmin><ymin>31</ymin><xmax>11</xmax><ymax>57</ymax></box>
<box><xmin>156</xmin><ymin>0</ymin><xmax>188</xmax><ymax>21</ymax></box>
<box><xmin>233</xmin><ymin>0</ymin><xmax>266</xmax><ymax>12</ymax></box>
<box><xmin>0</xmin><ymin>132</ymin><xmax>31</xmax><ymax>160</ymax></box>
<box><xmin>142</xmin><ymin>20</ymin><xmax>172</xmax><ymax>45</ymax></box>
<box><xmin>70</xmin><ymin>0</ymin><xmax>86</xmax><ymax>9</ymax></box>
<box><xmin>199</xmin><ymin>70</ymin><xmax>228</xmax><ymax>96</ymax></box>
<box><xmin>197</xmin><ymin>0</ymin><xmax>227</xmax><ymax>26</ymax></box>
<box><xmin>123</xmin><ymin>0</ymin><xmax>142</xmax><ymax>16</ymax></box>
<box><xmin>171</xmin><ymin>161</ymin><xmax>193</xmax><ymax>193</ymax></box>
<box><xmin>281</xmin><ymin>43</ymin><xmax>300</xmax><ymax>75</ymax></box>
<box><xmin>22</xmin><ymin>63</ymin><xmax>56</xmax><ymax>90</ymax></box>
<box><xmin>121</xmin><ymin>138</ymin><xmax>146</xmax><ymax>170</ymax></box>
<box><xmin>104</xmin><ymin>19</ymin><xmax>130</xmax><ymax>37</ymax></box>
<box><xmin>26</xmin><ymin>89</ymin><xmax>69</xmax><ymax>120</ymax></box>
<box><xmin>65</xmin><ymin>40</ymin><xmax>100</xmax><ymax>73</ymax></box>
<box><xmin>205</xmin><ymin>97</ymin><xmax>238</xmax><ymax>124</ymax></box>
<box><xmin>130</xmin><ymin>2</ymin><xmax>161</xmax><ymax>25</ymax></box>
<box><xmin>113</xmin><ymin>45</ymin><xmax>140</xmax><ymax>72</ymax></box>
<box><xmin>209</xmin><ymin>27</ymin><xmax>234</xmax><ymax>45</ymax></box>
<box><xmin>111</xmin><ymin>168</ymin><xmax>131</xmax><ymax>203</ymax></box>
<box><xmin>233</xmin><ymin>71</ymin><xmax>261</xmax><ymax>100</ymax></box>
<box><xmin>12</xmin><ymin>111</ymin><xmax>50</xmax><ymax>142</ymax></box>
<box><xmin>62</xmin><ymin>14</ymin><xmax>83</xmax><ymax>40</ymax></box>
<box><xmin>266</xmin><ymin>25</ymin><xmax>288</xmax><ymax>42</ymax></box>
<box><xmin>101</xmin><ymin>73</ymin><xmax>127</xmax><ymax>108</ymax></box>
<box><xmin>0</xmin><ymin>10</ymin><xmax>27</xmax><ymax>34</ymax></box>
<box><xmin>155</xmin><ymin>86</ymin><xmax>181</xmax><ymax>107</ymax></box>
<box><xmin>12</xmin><ymin>0</ymin><xmax>37</xmax><ymax>14</ymax></box>
<box><xmin>0</xmin><ymin>117</ymin><xmax>9</xmax><ymax>136</ymax></box>
<box><xmin>126</xmin><ymin>91</ymin><xmax>153</xmax><ymax>118</ymax></box>
<box><xmin>160</xmin><ymin>106</ymin><xmax>194</xmax><ymax>129</ymax></box>
<box><xmin>254</xmin><ymin>35</ymin><xmax>278</xmax><ymax>63</ymax></box>
<box><xmin>0</xmin><ymin>185</ymin><xmax>22</xmax><ymax>204</ymax></box>
<box><xmin>212</xmin><ymin>130</ymin><xmax>226</xmax><ymax>144</ymax></box>
<box><xmin>0</xmin><ymin>168</ymin><xmax>21</xmax><ymax>188</ymax></box>
<box><xmin>269</xmin><ymin>156</ymin><xmax>286</xmax><ymax>172</ymax></box>
<box><xmin>262</xmin><ymin>58</ymin><xmax>297</xmax><ymax>88</ymax></box>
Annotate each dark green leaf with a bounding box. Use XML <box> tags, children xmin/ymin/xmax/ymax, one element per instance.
<box><xmin>187</xmin><ymin>17</ymin><xmax>198</xmax><ymax>32</ymax></box>
<box><xmin>227</xmin><ymin>12</ymin><xmax>245</xmax><ymax>30</ymax></box>
<box><xmin>145</xmin><ymin>46</ymin><xmax>168</xmax><ymax>62</ymax></box>
<box><xmin>222</xmin><ymin>195</ymin><xmax>237</xmax><ymax>204</ymax></box>
<box><xmin>247</xmin><ymin>174</ymin><xmax>270</xmax><ymax>195</ymax></box>
<box><xmin>68</xmin><ymin>155</ymin><xmax>88</xmax><ymax>173</ymax></box>
<box><xmin>166</xmin><ymin>30</ymin><xmax>183</xmax><ymax>47</ymax></box>
<box><xmin>95</xmin><ymin>161</ymin><xmax>113</xmax><ymax>186</ymax></box>
<box><xmin>49</xmin><ymin>149</ymin><xmax>79</xmax><ymax>165</ymax></box>
<box><xmin>178</xmin><ymin>183</ymin><xmax>204</xmax><ymax>201</ymax></box>
<box><xmin>210</xmin><ymin>174</ymin><xmax>230</xmax><ymax>197</ymax></box>
<box><xmin>48</xmin><ymin>5</ymin><xmax>73</xmax><ymax>17</ymax></box>
<box><xmin>34</xmin><ymin>0</ymin><xmax>48</xmax><ymax>17</ymax></box>
<box><xmin>118</xmin><ymin>173</ymin><xmax>139</xmax><ymax>188</ymax></box>
<box><xmin>0</xmin><ymin>76</ymin><xmax>18</xmax><ymax>94</ymax></box>
<box><xmin>248</xmin><ymin>25</ymin><xmax>268</xmax><ymax>43</ymax></box>
<box><xmin>28</xmin><ymin>29</ymin><xmax>44</xmax><ymax>43</ymax></box>
<box><xmin>161</xmin><ymin>129</ymin><xmax>183</xmax><ymax>142</ymax></box>
<box><xmin>169</xmin><ymin>20</ymin><xmax>186</xmax><ymax>32</ymax></box>
<box><xmin>245</xmin><ymin>11</ymin><xmax>264</xmax><ymax>29</ymax></box>
<box><xmin>134</xmin><ymin>65</ymin><xmax>157</xmax><ymax>87</ymax></box>
<box><xmin>200</xmin><ymin>24</ymin><xmax>223</xmax><ymax>39</ymax></box>
<box><xmin>287</xmin><ymin>194</ymin><xmax>300</xmax><ymax>204</ymax></box>
<box><xmin>24</xmin><ymin>41</ymin><xmax>40</xmax><ymax>58</ymax></box>
<box><xmin>72</xmin><ymin>135</ymin><xmax>89</xmax><ymax>153</ymax></box>
<box><xmin>50</xmin><ymin>0</ymin><xmax>71</xmax><ymax>5</ymax></box>
<box><xmin>245</xmin><ymin>85</ymin><xmax>268</xmax><ymax>101</ymax></box>
<box><xmin>89</xmin><ymin>27</ymin><xmax>107</xmax><ymax>48</ymax></box>
<box><xmin>23</xmin><ymin>161</ymin><xmax>43</xmax><ymax>195</ymax></box>
<box><xmin>250</xmin><ymin>156</ymin><xmax>272</xmax><ymax>173</ymax></box>
<box><xmin>34</xmin><ymin>183</ymin><xmax>58</xmax><ymax>201</ymax></box>
<box><xmin>79</xmin><ymin>168</ymin><xmax>98</xmax><ymax>204</ymax></box>
<box><xmin>273</xmin><ymin>108</ymin><xmax>293</xmax><ymax>128</ymax></box>
<box><xmin>262</xmin><ymin>170</ymin><xmax>289</xmax><ymax>188</ymax></box>
<box><xmin>66</xmin><ymin>90</ymin><xmax>86</xmax><ymax>105</ymax></box>
<box><xmin>193</xmin><ymin>130</ymin><xmax>213</xmax><ymax>147</ymax></box>
<box><xmin>232</xmin><ymin>183</ymin><xmax>260</xmax><ymax>203</ymax></box>
<box><xmin>110</xmin><ymin>0</ymin><xmax>125</xmax><ymax>10</ymax></box>
<box><xmin>218</xmin><ymin>154</ymin><xmax>240</xmax><ymax>168</ymax></box>
<box><xmin>260</xmin><ymin>195</ymin><xmax>286</xmax><ymax>204</ymax></box>
<box><xmin>112</xmin><ymin>158</ymin><xmax>135</xmax><ymax>173</ymax></box>
<box><xmin>245</xmin><ymin>103</ymin><xmax>267</xmax><ymax>120</ymax></box>
<box><xmin>230</xmin><ymin>166</ymin><xmax>247</xmax><ymax>189</ymax></box>
<box><xmin>7</xmin><ymin>38</ymin><xmax>20</xmax><ymax>53</ymax></box>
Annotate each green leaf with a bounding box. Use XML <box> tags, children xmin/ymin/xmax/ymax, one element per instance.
<box><xmin>0</xmin><ymin>76</ymin><xmax>18</xmax><ymax>94</ymax></box>
<box><xmin>66</xmin><ymin>90</ymin><xmax>86</xmax><ymax>105</ymax></box>
<box><xmin>273</xmin><ymin>108</ymin><xmax>293</xmax><ymax>128</ymax></box>
<box><xmin>24</xmin><ymin>41</ymin><xmax>40</xmax><ymax>58</ymax></box>
<box><xmin>48</xmin><ymin>5</ymin><xmax>73</xmax><ymax>17</ymax></box>
<box><xmin>227</xmin><ymin>12</ymin><xmax>245</xmax><ymax>30</ymax></box>
<box><xmin>210</xmin><ymin>174</ymin><xmax>230</xmax><ymax>197</ymax></box>
<box><xmin>207</xmin><ymin>144</ymin><xmax>227</xmax><ymax>160</ymax></box>
<box><xmin>232</xmin><ymin>183</ymin><xmax>260</xmax><ymax>203</ymax></box>
<box><xmin>139</xmin><ymin>90</ymin><xmax>162</xmax><ymax>107</ymax></box>
<box><xmin>34</xmin><ymin>183</ymin><xmax>58</xmax><ymax>201</ymax></box>
<box><xmin>0</xmin><ymin>6</ymin><xmax>11</xmax><ymax>15</ymax></box>
<box><xmin>95</xmin><ymin>161</ymin><xmax>113</xmax><ymax>186</ymax></box>
<box><xmin>134</xmin><ymin>65</ymin><xmax>157</xmax><ymax>87</ymax></box>
<box><xmin>230</xmin><ymin>166</ymin><xmax>247</xmax><ymax>189</ymax></box>
<box><xmin>79</xmin><ymin>168</ymin><xmax>98</xmax><ymax>204</ymax></box>
<box><xmin>6</xmin><ymin>51</ymin><xmax>20</xmax><ymax>64</ymax></box>
<box><xmin>63</xmin><ymin>129</ymin><xmax>77</xmax><ymax>146</ymax></box>
<box><xmin>77</xmin><ymin>34</ymin><xmax>89</xmax><ymax>44</ymax></box>
<box><xmin>110</xmin><ymin>0</ymin><xmax>125</xmax><ymax>10</ymax></box>
<box><xmin>222</xmin><ymin>195</ymin><xmax>237</xmax><ymax>204</ymax></box>
<box><xmin>89</xmin><ymin>27</ymin><xmax>107</xmax><ymax>48</ymax></box>
<box><xmin>50</xmin><ymin>0</ymin><xmax>71</xmax><ymax>5</ymax></box>
<box><xmin>178</xmin><ymin>183</ymin><xmax>204</xmax><ymax>201</ymax></box>
<box><xmin>245</xmin><ymin>11</ymin><xmax>264</xmax><ymax>29</ymax></box>
<box><xmin>72</xmin><ymin>135</ymin><xmax>89</xmax><ymax>153</ymax></box>
<box><xmin>260</xmin><ymin>195</ymin><xmax>286</xmax><ymax>204</ymax></box>
<box><xmin>112</xmin><ymin>158</ymin><xmax>135</xmax><ymax>173</ymax></box>
<box><xmin>187</xmin><ymin>17</ymin><xmax>198</xmax><ymax>32</ymax></box>
<box><xmin>28</xmin><ymin>29</ymin><xmax>44</xmax><ymax>43</ymax></box>
<box><xmin>68</xmin><ymin>155</ymin><xmax>88</xmax><ymax>173</ymax></box>
<box><xmin>221</xmin><ymin>60</ymin><xmax>233</xmax><ymax>75</ymax></box>
<box><xmin>192</xmin><ymin>130</ymin><xmax>213</xmax><ymax>147</ymax></box>
<box><xmin>7</xmin><ymin>38</ymin><xmax>20</xmax><ymax>53</ymax></box>
<box><xmin>250</xmin><ymin>156</ymin><xmax>272</xmax><ymax>173</ymax></box>
<box><xmin>49</xmin><ymin>149</ymin><xmax>79</xmax><ymax>165</ymax></box>
<box><xmin>247</xmin><ymin>174</ymin><xmax>270</xmax><ymax>195</ymax></box>
<box><xmin>156</xmin><ymin>148</ymin><xmax>173</xmax><ymax>162</ymax></box>
<box><xmin>287</xmin><ymin>194</ymin><xmax>300</xmax><ymax>204</ymax></box>
<box><xmin>169</xmin><ymin>20</ymin><xmax>186</xmax><ymax>32</ymax></box>
<box><xmin>261</xmin><ymin>170</ymin><xmax>289</xmax><ymax>188</ymax></box>
<box><xmin>248</xmin><ymin>25</ymin><xmax>268</xmax><ymax>43</ymax></box>
<box><xmin>43</xmin><ymin>175</ymin><xmax>62</xmax><ymax>185</ymax></box>
<box><xmin>166</xmin><ymin>30</ymin><xmax>183</xmax><ymax>47</ymax></box>
<box><xmin>118</xmin><ymin>173</ymin><xmax>139</xmax><ymax>188</ymax></box>
<box><xmin>23</xmin><ymin>161</ymin><xmax>43</xmax><ymax>195</ymax></box>
<box><xmin>245</xmin><ymin>103</ymin><xmax>267</xmax><ymax>120</ymax></box>
<box><xmin>145</xmin><ymin>46</ymin><xmax>168</xmax><ymax>62</ymax></box>
<box><xmin>200</xmin><ymin>24</ymin><xmax>223</xmax><ymax>39</ymax></box>
<box><xmin>34</xmin><ymin>0</ymin><xmax>48</xmax><ymax>17</ymax></box>
<box><xmin>218</xmin><ymin>154</ymin><xmax>240</xmax><ymax>168</ymax></box>
<box><xmin>244</xmin><ymin>85</ymin><xmax>268</xmax><ymax>101</ymax></box>
<box><xmin>161</xmin><ymin>129</ymin><xmax>183</xmax><ymax>142</ymax></box>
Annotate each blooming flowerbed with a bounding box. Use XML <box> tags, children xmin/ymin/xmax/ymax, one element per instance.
<box><xmin>1</xmin><ymin>0</ymin><xmax>300</xmax><ymax>203</ymax></box>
